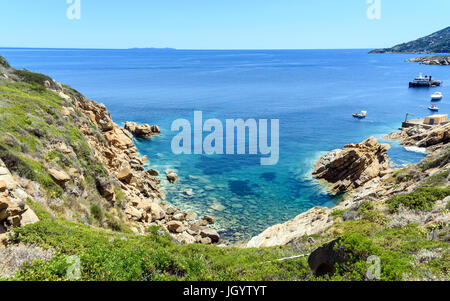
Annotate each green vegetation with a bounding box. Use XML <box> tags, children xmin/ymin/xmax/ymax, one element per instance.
<box><xmin>325</xmin><ymin>221</ymin><xmax>449</xmax><ymax>281</ymax></box>
<box><xmin>387</xmin><ymin>186</ymin><xmax>450</xmax><ymax>213</ymax></box>
<box><xmin>90</xmin><ymin>204</ymin><xmax>104</xmax><ymax>222</ymax></box>
<box><xmin>10</xmin><ymin>201</ymin><xmax>311</xmax><ymax>281</ymax></box>
<box><xmin>424</xmin><ymin>169</ymin><xmax>450</xmax><ymax>187</ymax></box>
<box><xmin>0</xmin><ymin>55</ymin><xmax>10</xmax><ymax>68</ymax></box>
<box><xmin>13</xmin><ymin>69</ymin><xmax>53</xmax><ymax>87</ymax></box>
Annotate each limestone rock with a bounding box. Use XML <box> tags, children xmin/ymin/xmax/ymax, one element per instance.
<box><xmin>246</xmin><ymin>207</ymin><xmax>332</xmax><ymax>248</ymax></box>
<box><xmin>149</xmin><ymin>203</ymin><xmax>166</xmax><ymax>221</ymax></box>
<box><xmin>166</xmin><ymin>170</ymin><xmax>179</xmax><ymax>183</ymax></box>
<box><xmin>200</xmin><ymin>228</ymin><xmax>220</xmax><ymax>243</ymax></box>
<box><xmin>124</xmin><ymin>122</ymin><xmax>160</xmax><ymax>139</ymax></box>
<box><xmin>167</xmin><ymin>221</ymin><xmax>183</xmax><ymax>233</ymax></box>
<box><xmin>312</xmin><ymin>137</ymin><xmax>391</xmax><ymax>192</ymax></box>
<box><xmin>0</xmin><ymin>180</ymin><xmax>6</xmax><ymax>192</ymax></box>
<box><xmin>95</xmin><ymin>177</ymin><xmax>115</xmax><ymax>201</ymax></box>
<box><xmin>117</xmin><ymin>168</ymin><xmax>133</xmax><ymax>184</ymax></box>
<box><xmin>48</xmin><ymin>168</ymin><xmax>71</xmax><ymax>186</ymax></box>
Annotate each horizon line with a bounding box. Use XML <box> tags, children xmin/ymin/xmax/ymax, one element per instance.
<box><xmin>0</xmin><ymin>46</ymin><xmax>377</xmax><ymax>51</ymax></box>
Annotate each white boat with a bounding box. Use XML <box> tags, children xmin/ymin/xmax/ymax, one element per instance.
<box><xmin>428</xmin><ymin>104</ymin><xmax>439</xmax><ymax>111</ymax></box>
<box><xmin>431</xmin><ymin>92</ymin><xmax>443</xmax><ymax>101</ymax></box>
<box><xmin>353</xmin><ymin>110</ymin><xmax>367</xmax><ymax>119</ymax></box>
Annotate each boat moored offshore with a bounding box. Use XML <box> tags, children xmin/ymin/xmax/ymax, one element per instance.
<box><xmin>431</xmin><ymin>92</ymin><xmax>443</xmax><ymax>101</ymax></box>
<box><xmin>409</xmin><ymin>73</ymin><xmax>442</xmax><ymax>87</ymax></box>
<box><xmin>428</xmin><ymin>104</ymin><xmax>439</xmax><ymax>112</ymax></box>
<box><xmin>353</xmin><ymin>110</ymin><xmax>367</xmax><ymax>119</ymax></box>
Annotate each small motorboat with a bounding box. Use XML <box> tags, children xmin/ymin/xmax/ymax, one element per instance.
<box><xmin>431</xmin><ymin>92</ymin><xmax>443</xmax><ymax>101</ymax></box>
<box><xmin>353</xmin><ymin>110</ymin><xmax>367</xmax><ymax>119</ymax></box>
<box><xmin>428</xmin><ymin>104</ymin><xmax>439</xmax><ymax>112</ymax></box>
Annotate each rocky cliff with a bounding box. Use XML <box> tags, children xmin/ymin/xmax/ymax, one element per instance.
<box><xmin>0</xmin><ymin>56</ymin><xmax>219</xmax><ymax>246</ymax></box>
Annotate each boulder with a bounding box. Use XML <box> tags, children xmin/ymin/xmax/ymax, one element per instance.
<box><xmin>48</xmin><ymin>168</ymin><xmax>71</xmax><ymax>186</ymax></box>
<box><xmin>202</xmin><ymin>215</ymin><xmax>215</xmax><ymax>225</ymax></box>
<box><xmin>166</xmin><ymin>170</ymin><xmax>179</xmax><ymax>183</ymax></box>
<box><xmin>308</xmin><ymin>238</ymin><xmax>348</xmax><ymax>276</ymax></box>
<box><xmin>125</xmin><ymin>206</ymin><xmax>143</xmax><ymax>221</ymax></box>
<box><xmin>95</xmin><ymin>177</ymin><xmax>115</xmax><ymax>201</ymax></box>
<box><xmin>104</xmin><ymin>128</ymin><xmax>133</xmax><ymax>149</ymax></box>
<box><xmin>149</xmin><ymin>203</ymin><xmax>166</xmax><ymax>221</ymax></box>
<box><xmin>167</xmin><ymin>221</ymin><xmax>183</xmax><ymax>233</ymax></box>
<box><xmin>312</xmin><ymin>137</ymin><xmax>391</xmax><ymax>192</ymax></box>
<box><xmin>146</xmin><ymin>169</ymin><xmax>159</xmax><ymax>177</ymax></box>
<box><xmin>172</xmin><ymin>213</ymin><xmax>186</xmax><ymax>221</ymax></box>
<box><xmin>124</xmin><ymin>122</ymin><xmax>160</xmax><ymax>139</ymax></box>
<box><xmin>200</xmin><ymin>228</ymin><xmax>220</xmax><ymax>243</ymax></box>
<box><xmin>246</xmin><ymin>207</ymin><xmax>332</xmax><ymax>248</ymax></box>
<box><xmin>0</xmin><ymin>180</ymin><xmax>6</xmax><ymax>192</ymax></box>
<box><xmin>117</xmin><ymin>168</ymin><xmax>133</xmax><ymax>184</ymax></box>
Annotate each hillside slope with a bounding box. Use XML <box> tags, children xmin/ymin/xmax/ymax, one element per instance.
<box><xmin>370</xmin><ymin>26</ymin><xmax>450</xmax><ymax>54</ymax></box>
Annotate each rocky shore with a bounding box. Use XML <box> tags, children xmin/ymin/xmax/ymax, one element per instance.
<box><xmin>0</xmin><ymin>56</ymin><xmax>220</xmax><ymax>246</ymax></box>
<box><xmin>247</xmin><ymin>127</ymin><xmax>450</xmax><ymax>249</ymax></box>
<box><xmin>407</xmin><ymin>55</ymin><xmax>450</xmax><ymax>66</ymax></box>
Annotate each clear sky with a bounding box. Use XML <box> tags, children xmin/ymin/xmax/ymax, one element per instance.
<box><xmin>0</xmin><ymin>0</ymin><xmax>448</xmax><ymax>49</ymax></box>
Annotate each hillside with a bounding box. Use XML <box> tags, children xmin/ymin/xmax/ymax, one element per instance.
<box><xmin>0</xmin><ymin>55</ymin><xmax>449</xmax><ymax>281</ymax></box>
<box><xmin>370</xmin><ymin>26</ymin><xmax>450</xmax><ymax>54</ymax></box>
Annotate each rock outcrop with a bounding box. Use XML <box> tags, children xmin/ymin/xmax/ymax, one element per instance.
<box><xmin>124</xmin><ymin>121</ymin><xmax>160</xmax><ymax>139</ymax></box>
<box><xmin>0</xmin><ymin>159</ymin><xmax>39</xmax><ymax>246</ymax></box>
<box><xmin>385</xmin><ymin>123</ymin><xmax>450</xmax><ymax>151</ymax></box>
<box><xmin>312</xmin><ymin>137</ymin><xmax>391</xmax><ymax>192</ymax></box>
<box><xmin>70</xmin><ymin>90</ymin><xmax>219</xmax><ymax>244</ymax></box>
<box><xmin>246</xmin><ymin>207</ymin><xmax>333</xmax><ymax>248</ymax></box>
<box><xmin>407</xmin><ymin>55</ymin><xmax>450</xmax><ymax>66</ymax></box>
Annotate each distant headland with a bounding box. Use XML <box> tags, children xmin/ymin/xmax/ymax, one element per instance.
<box><xmin>370</xmin><ymin>26</ymin><xmax>450</xmax><ymax>54</ymax></box>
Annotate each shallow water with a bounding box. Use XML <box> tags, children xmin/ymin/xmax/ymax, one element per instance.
<box><xmin>3</xmin><ymin>48</ymin><xmax>448</xmax><ymax>242</ymax></box>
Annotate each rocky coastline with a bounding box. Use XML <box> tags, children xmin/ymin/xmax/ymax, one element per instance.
<box><xmin>407</xmin><ymin>55</ymin><xmax>450</xmax><ymax>66</ymax></box>
<box><xmin>0</xmin><ymin>56</ymin><xmax>220</xmax><ymax>246</ymax></box>
<box><xmin>247</xmin><ymin>126</ymin><xmax>450</xmax><ymax>249</ymax></box>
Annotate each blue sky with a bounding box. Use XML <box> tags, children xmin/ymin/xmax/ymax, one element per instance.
<box><xmin>0</xmin><ymin>0</ymin><xmax>448</xmax><ymax>49</ymax></box>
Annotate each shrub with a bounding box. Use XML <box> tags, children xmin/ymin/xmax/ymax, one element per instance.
<box><xmin>13</xmin><ymin>69</ymin><xmax>53</xmax><ymax>87</ymax></box>
<box><xmin>90</xmin><ymin>204</ymin><xmax>104</xmax><ymax>222</ymax></box>
<box><xmin>0</xmin><ymin>56</ymin><xmax>10</xmax><ymax>68</ymax></box>
<box><xmin>387</xmin><ymin>186</ymin><xmax>450</xmax><ymax>213</ymax></box>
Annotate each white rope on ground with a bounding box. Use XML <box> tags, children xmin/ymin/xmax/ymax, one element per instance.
<box><xmin>259</xmin><ymin>254</ymin><xmax>309</xmax><ymax>264</ymax></box>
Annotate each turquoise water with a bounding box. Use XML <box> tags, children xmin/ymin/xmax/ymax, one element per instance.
<box><xmin>2</xmin><ymin>48</ymin><xmax>448</xmax><ymax>242</ymax></box>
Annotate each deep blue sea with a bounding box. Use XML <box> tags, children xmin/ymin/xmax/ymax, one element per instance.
<box><xmin>2</xmin><ymin>48</ymin><xmax>448</xmax><ymax>242</ymax></box>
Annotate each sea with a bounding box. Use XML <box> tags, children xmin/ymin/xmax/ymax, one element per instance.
<box><xmin>2</xmin><ymin>48</ymin><xmax>448</xmax><ymax>243</ymax></box>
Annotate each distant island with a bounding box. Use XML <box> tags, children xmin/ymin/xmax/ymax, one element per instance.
<box><xmin>370</xmin><ymin>26</ymin><xmax>450</xmax><ymax>54</ymax></box>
